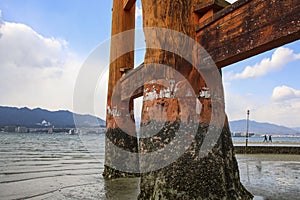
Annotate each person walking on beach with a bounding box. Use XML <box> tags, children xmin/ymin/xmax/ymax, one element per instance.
<box><xmin>269</xmin><ymin>135</ymin><xmax>272</xmax><ymax>142</ymax></box>
<box><xmin>263</xmin><ymin>134</ymin><xmax>268</xmax><ymax>142</ymax></box>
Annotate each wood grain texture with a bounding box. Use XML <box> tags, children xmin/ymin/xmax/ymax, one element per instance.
<box><xmin>106</xmin><ymin>0</ymin><xmax>136</xmax><ymax>129</ymax></box>
<box><xmin>138</xmin><ymin>0</ymin><xmax>252</xmax><ymax>199</ymax></box>
<box><xmin>197</xmin><ymin>0</ymin><xmax>300</xmax><ymax>68</ymax></box>
<box><xmin>103</xmin><ymin>0</ymin><xmax>138</xmax><ymax>179</ymax></box>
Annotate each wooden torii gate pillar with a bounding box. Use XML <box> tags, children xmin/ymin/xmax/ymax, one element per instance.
<box><xmin>104</xmin><ymin>0</ymin><xmax>300</xmax><ymax>199</ymax></box>
<box><xmin>103</xmin><ymin>0</ymin><xmax>139</xmax><ymax>178</ymax></box>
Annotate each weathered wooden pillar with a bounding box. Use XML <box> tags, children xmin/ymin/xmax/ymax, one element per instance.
<box><xmin>103</xmin><ymin>0</ymin><xmax>138</xmax><ymax>179</ymax></box>
<box><xmin>138</xmin><ymin>0</ymin><xmax>252</xmax><ymax>199</ymax></box>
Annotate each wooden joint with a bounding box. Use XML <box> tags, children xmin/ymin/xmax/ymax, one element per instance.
<box><xmin>120</xmin><ymin>67</ymin><xmax>132</xmax><ymax>73</ymax></box>
<box><xmin>194</xmin><ymin>0</ymin><xmax>231</xmax><ymax>16</ymax></box>
<box><xmin>196</xmin><ymin>0</ymin><xmax>251</xmax><ymax>32</ymax></box>
<box><xmin>123</xmin><ymin>0</ymin><xmax>136</xmax><ymax>11</ymax></box>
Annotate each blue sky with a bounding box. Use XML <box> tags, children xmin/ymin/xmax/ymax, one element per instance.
<box><xmin>0</xmin><ymin>0</ymin><xmax>112</xmax><ymax>57</ymax></box>
<box><xmin>0</xmin><ymin>0</ymin><xmax>299</xmax><ymax>127</ymax></box>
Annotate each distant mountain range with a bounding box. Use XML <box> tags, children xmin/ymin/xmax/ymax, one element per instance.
<box><xmin>292</xmin><ymin>127</ymin><xmax>300</xmax><ymax>133</ymax></box>
<box><xmin>229</xmin><ymin>120</ymin><xmax>299</xmax><ymax>135</ymax></box>
<box><xmin>0</xmin><ymin>106</ymin><xmax>105</xmax><ymax>128</ymax></box>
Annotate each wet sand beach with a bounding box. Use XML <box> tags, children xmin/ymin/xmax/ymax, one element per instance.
<box><xmin>237</xmin><ymin>154</ymin><xmax>300</xmax><ymax>200</ymax></box>
<box><xmin>0</xmin><ymin>133</ymin><xmax>299</xmax><ymax>199</ymax></box>
<box><xmin>32</xmin><ymin>154</ymin><xmax>300</xmax><ymax>200</ymax></box>
<box><xmin>63</xmin><ymin>154</ymin><xmax>300</xmax><ymax>200</ymax></box>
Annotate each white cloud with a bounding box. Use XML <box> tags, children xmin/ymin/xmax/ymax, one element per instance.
<box><xmin>255</xmin><ymin>98</ymin><xmax>300</xmax><ymax>128</ymax></box>
<box><xmin>224</xmin><ymin>84</ymin><xmax>300</xmax><ymax>127</ymax></box>
<box><xmin>0</xmin><ymin>14</ymin><xmax>82</xmax><ymax>112</ymax></box>
<box><xmin>93</xmin><ymin>67</ymin><xmax>109</xmax><ymax>119</ymax></box>
<box><xmin>226</xmin><ymin>47</ymin><xmax>300</xmax><ymax>80</ymax></box>
<box><xmin>0</xmin><ymin>21</ymin><xmax>68</xmax><ymax>68</ymax></box>
<box><xmin>272</xmin><ymin>85</ymin><xmax>300</xmax><ymax>101</ymax></box>
<box><xmin>224</xmin><ymin>88</ymin><xmax>262</xmax><ymax>122</ymax></box>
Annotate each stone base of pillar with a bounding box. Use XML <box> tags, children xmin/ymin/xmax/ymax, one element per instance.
<box><xmin>103</xmin><ymin>165</ymin><xmax>140</xmax><ymax>179</ymax></box>
<box><xmin>138</xmin><ymin>122</ymin><xmax>253</xmax><ymax>199</ymax></box>
<box><xmin>103</xmin><ymin>128</ymin><xmax>140</xmax><ymax>179</ymax></box>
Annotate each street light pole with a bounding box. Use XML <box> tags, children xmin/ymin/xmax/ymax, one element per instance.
<box><xmin>245</xmin><ymin>110</ymin><xmax>250</xmax><ymax>148</ymax></box>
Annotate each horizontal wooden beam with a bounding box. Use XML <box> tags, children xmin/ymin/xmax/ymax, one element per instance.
<box><xmin>120</xmin><ymin>63</ymin><xmax>144</xmax><ymax>100</ymax></box>
<box><xmin>196</xmin><ymin>0</ymin><xmax>300</xmax><ymax>68</ymax></box>
<box><xmin>123</xmin><ymin>0</ymin><xmax>136</xmax><ymax>11</ymax></box>
<box><xmin>194</xmin><ymin>0</ymin><xmax>230</xmax><ymax>15</ymax></box>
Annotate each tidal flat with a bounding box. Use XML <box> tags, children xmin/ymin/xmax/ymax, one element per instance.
<box><xmin>0</xmin><ymin>133</ymin><xmax>299</xmax><ymax>199</ymax></box>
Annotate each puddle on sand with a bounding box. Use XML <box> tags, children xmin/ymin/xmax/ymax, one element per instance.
<box><xmin>254</xmin><ymin>195</ymin><xmax>264</xmax><ymax>200</ymax></box>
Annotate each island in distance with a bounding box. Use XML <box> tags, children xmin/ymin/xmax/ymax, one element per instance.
<box><xmin>230</xmin><ymin>120</ymin><xmax>299</xmax><ymax>135</ymax></box>
<box><xmin>0</xmin><ymin>106</ymin><xmax>105</xmax><ymax>133</ymax></box>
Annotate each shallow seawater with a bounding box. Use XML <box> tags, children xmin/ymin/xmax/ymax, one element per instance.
<box><xmin>237</xmin><ymin>154</ymin><xmax>300</xmax><ymax>200</ymax></box>
<box><xmin>0</xmin><ymin>132</ymin><xmax>107</xmax><ymax>199</ymax></box>
<box><xmin>0</xmin><ymin>132</ymin><xmax>299</xmax><ymax>199</ymax></box>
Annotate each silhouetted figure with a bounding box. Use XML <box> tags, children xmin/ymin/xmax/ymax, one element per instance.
<box><xmin>263</xmin><ymin>135</ymin><xmax>267</xmax><ymax>142</ymax></box>
<box><xmin>269</xmin><ymin>135</ymin><xmax>272</xmax><ymax>142</ymax></box>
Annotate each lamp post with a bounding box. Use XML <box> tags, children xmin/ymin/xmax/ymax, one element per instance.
<box><xmin>245</xmin><ymin>110</ymin><xmax>250</xmax><ymax>148</ymax></box>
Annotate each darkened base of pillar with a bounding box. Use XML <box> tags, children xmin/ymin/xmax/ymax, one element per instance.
<box><xmin>138</xmin><ymin>122</ymin><xmax>253</xmax><ymax>199</ymax></box>
<box><xmin>103</xmin><ymin>165</ymin><xmax>140</xmax><ymax>179</ymax></box>
<box><xmin>104</xmin><ymin>128</ymin><xmax>140</xmax><ymax>179</ymax></box>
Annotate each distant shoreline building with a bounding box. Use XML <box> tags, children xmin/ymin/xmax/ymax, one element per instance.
<box><xmin>231</xmin><ymin>132</ymin><xmax>255</xmax><ymax>137</ymax></box>
<box><xmin>3</xmin><ymin>126</ymin><xmax>29</xmax><ymax>133</ymax></box>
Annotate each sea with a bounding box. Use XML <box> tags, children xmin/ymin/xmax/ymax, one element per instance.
<box><xmin>0</xmin><ymin>132</ymin><xmax>300</xmax><ymax>200</ymax></box>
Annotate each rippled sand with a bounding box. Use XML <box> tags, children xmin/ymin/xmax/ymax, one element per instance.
<box><xmin>237</xmin><ymin>154</ymin><xmax>300</xmax><ymax>200</ymax></box>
